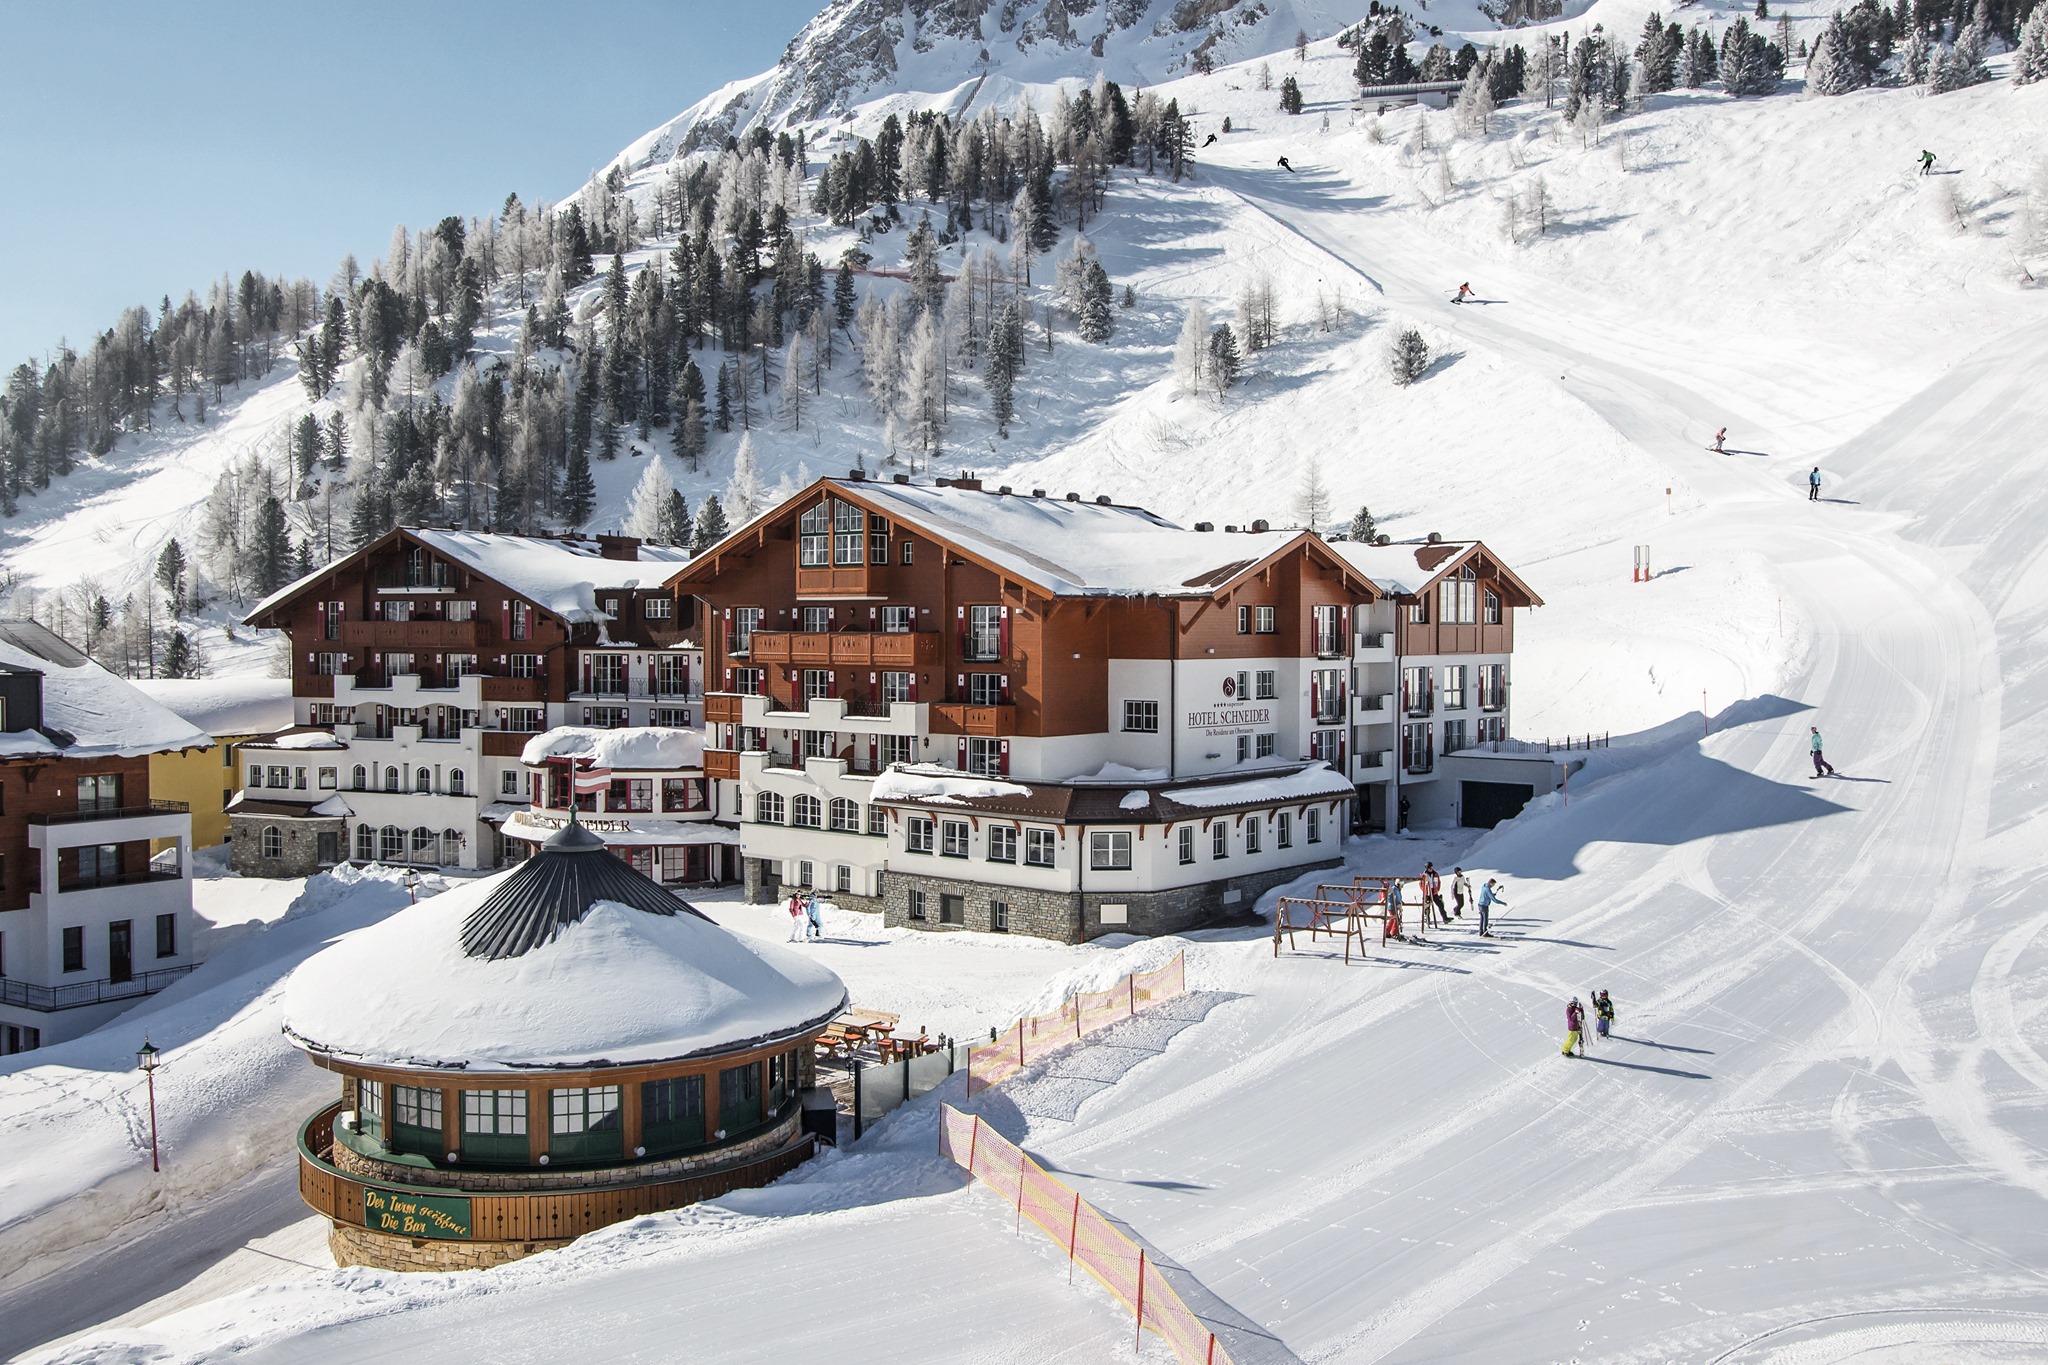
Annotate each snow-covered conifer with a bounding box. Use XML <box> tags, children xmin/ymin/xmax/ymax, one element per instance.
<box><xmin>624</xmin><ymin>458</ymin><xmax>677</xmax><ymax>542</ymax></box>
<box><xmin>692</xmin><ymin>495</ymin><xmax>729</xmax><ymax>552</ymax></box>
<box><xmin>1805</xmin><ymin>16</ymin><xmax>1854</xmax><ymax>95</ymax></box>
<box><xmin>1295</xmin><ymin>456</ymin><xmax>1333</xmax><ymax>531</ymax></box>
<box><xmin>900</xmin><ymin>311</ymin><xmax>946</xmax><ymax>455</ymax></box>
<box><xmin>1348</xmin><ymin>505</ymin><xmax>1378</xmax><ymax>542</ymax></box>
<box><xmin>2016</xmin><ymin>2</ymin><xmax>2048</xmax><ymax>83</ymax></box>
<box><xmin>1174</xmin><ymin>301</ymin><xmax>1212</xmax><ymax>396</ymax></box>
<box><xmin>986</xmin><ymin>302</ymin><xmax>1020</xmax><ymax>436</ymax></box>
<box><xmin>1389</xmin><ymin>329</ymin><xmax>1431</xmax><ymax>385</ymax></box>
<box><xmin>726</xmin><ymin>433</ymin><xmax>765</xmax><ymax>523</ymax></box>
<box><xmin>1077</xmin><ymin>261</ymin><xmax>1113</xmax><ymax>342</ymax></box>
<box><xmin>1208</xmin><ymin>324</ymin><xmax>1242</xmax><ymax>397</ymax></box>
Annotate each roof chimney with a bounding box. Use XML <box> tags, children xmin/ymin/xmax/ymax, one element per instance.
<box><xmin>892</xmin><ymin>473</ymin><xmax>911</xmax><ymax>484</ymax></box>
<box><xmin>846</xmin><ymin>468</ymin><xmax>866</xmax><ymax>480</ymax></box>
<box><xmin>1031</xmin><ymin>488</ymin><xmax>1047</xmax><ymax>498</ymax></box>
<box><xmin>1224</xmin><ymin>524</ymin><xmax>1239</xmax><ymax>533</ymax></box>
<box><xmin>934</xmin><ymin>477</ymin><xmax>951</xmax><ymax>487</ymax></box>
<box><xmin>1250</xmin><ymin>519</ymin><xmax>1270</xmax><ymax>533</ymax></box>
<box><xmin>1065</xmin><ymin>492</ymin><xmax>1081</xmax><ymax>502</ymax></box>
<box><xmin>1095</xmin><ymin>495</ymin><xmax>1112</xmax><ymax>505</ymax></box>
<box><xmin>952</xmin><ymin>476</ymin><xmax>983</xmax><ymax>492</ymax></box>
<box><xmin>1375</xmin><ymin>533</ymin><xmax>1391</xmax><ymax>546</ymax></box>
<box><xmin>594</xmin><ymin>533</ymin><xmax>642</xmax><ymax>561</ymax></box>
<box><xmin>997</xmin><ymin>485</ymin><xmax>1012</xmax><ymax>495</ymax></box>
<box><xmin>1194</xmin><ymin>521</ymin><xmax>1214</xmax><ymax>532</ymax></box>
<box><xmin>1427</xmin><ymin>531</ymin><xmax>1443</xmax><ymax>544</ymax></box>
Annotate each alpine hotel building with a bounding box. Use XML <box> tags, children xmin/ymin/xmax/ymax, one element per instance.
<box><xmin>675</xmin><ymin>474</ymin><xmax>1542</xmax><ymax>943</ymax></box>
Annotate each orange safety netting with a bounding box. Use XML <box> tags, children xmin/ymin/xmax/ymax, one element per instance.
<box><xmin>965</xmin><ymin>952</ymin><xmax>1188</xmax><ymax>1096</ymax></box>
<box><xmin>939</xmin><ymin>1103</ymin><xmax>1231</xmax><ymax>1365</ymax></box>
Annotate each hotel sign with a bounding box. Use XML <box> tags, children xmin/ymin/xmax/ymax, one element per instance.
<box><xmin>363</xmin><ymin>1185</ymin><xmax>472</xmax><ymax>1240</ymax></box>
<box><xmin>1186</xmin><ymin>676</ymin><xmax>1269</xmax><ymax>738</ymax></box>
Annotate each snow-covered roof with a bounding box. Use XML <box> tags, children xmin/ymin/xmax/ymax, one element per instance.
<box><xmin>130</xmin><ymin>677</ymin><xmax>294</xmax><ymax>738</ymax></box>
<box><xmin>501</xmin><ymin>809</ymin><xmax>741</xmax><ymax>847</ymax></box>
<box><xmin>1322</xmin><ymin>540</ymin><xmax>1478</xmax><ymax>596</ymax></box>
<box><xmin>869</xmin><ymin>764</ymin><xmax>1031</xmax><ymax>805</ymax></box>
<box><xmin>245</xmin><ymin>528</ymin><xmax>691</xmax><ymax>627</ymax></box>
<box><xmin>0</xmin><ymin>620</ymin><xmax>213</xmax><ymax>759</ymax></box>
<box><xmin>282</xmin><ymin>830</ymin><xmax>845</xmax><ymax>1071</ymax></box>
<box><xmin>520</xmin><ymin>725</ymin><xmax>705</xmax><ymax>770</ymax></box>
<box><xmin>1159</xmin><ymin>764</ymin><xmax>1358</xmax><ymax>809</ymax></box>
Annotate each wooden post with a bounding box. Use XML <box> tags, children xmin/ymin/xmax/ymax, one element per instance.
<box><xmin>1015</xmin><ymin>1155</ymin><xmax>1026</xmax><ymax>1235</ymax></box>
<box><xmin>1068</xmin><ymin>1191</ymin><xmax>1082</xmax><ymax>1284</ymax></box>
<box><xmin>1135</xmin><ymin>1247</ymin><xmax>1148</xmax><ymax>1353</ymax></box>
<box><xmin>1016</xmin><ymin>1019</ymin><xmax>1025</xmax><ymax>1068</ymax></box>
<box><xmin>1128</xmin><ymin>973</ymin><xmax>1136</xmax><ymax>1015</ymax></box>
<box><xmin>968</xmin><ymin>1113</ymin><xmax>981</xmax><ymax>1173</ymax></box>
<box><xmin>1207</xmin><ymin>1333</ymin><xmax>1217</xmax><ymax>1363</ymax></box>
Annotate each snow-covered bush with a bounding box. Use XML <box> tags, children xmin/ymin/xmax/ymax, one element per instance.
<box><xmin>1389</xmin><ymin>329</ymin><xmax>1431</xmax><ymax>386</ymax></box>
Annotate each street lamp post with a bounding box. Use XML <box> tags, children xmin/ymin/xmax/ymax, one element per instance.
<box><xmin>136</xmin><ymin>1037</ymin><xmax>162</xmax><ymax>1173</ymax></box>
<box><xmin>404</xmin><ymin>870</ymin><xmax>421</xmax><ymax>904</ymax></box>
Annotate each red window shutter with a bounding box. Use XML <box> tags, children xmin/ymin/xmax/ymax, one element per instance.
<box><xmin>1339</xmin><ymin>672</ymin><xmax>1348</xmax><ymax>710</ymax></box>
<box><xmin>1427</xmin><ymin>671</ymin><xmax>1435</xmax><ymax>711</ymax></box>
<box><xmin>957</xmin><ymin>737</ymin><xmax>968</xmax><ymax>770</ymax></box>
<box><xmin>1401</xmin><ymin>728</ymin><xmax>1411</xmax><ymax>767</ymax></box>
<box><xmin>908</xmin><ymin>674</ymin><xmax>919</xmax><ymax>703</ymax></box>
<box><xmin>827</xmin><ymin>671</ymin><xmax>839</xmax><ymax>699</ymax></box>
<box><xmin>500</xmin><ymin>601</ymin><xmax>511</xmax><ymax>639</ymax></box>
<box><xmin>956</xmin><ymin>673</ymin><xmax>965</xmax><ymax>699</ymax></box>
<box><xmin>1310</xmin><ymin>675</ymin><xmax>1321</xmax><ymax>716</ymax></box>
<box><xmin>956</xmin><ymin>606</ymin><xmax>967</xmax><ymax>656</ymax></box>
<box><xmin>1401</xmin><ymin>674</ymin><xmax>1410</xmax><ymax>712</ymax></box>
<box><xmin>998</xmin><ymin>739</ymin><xmax>1010</xmax><ymax>775</ymax></box>
<box><xmin>723</xmin><ymin>667</ymin><xmax>732</xmax><ymax>688</ymax></box>
<box><xmin>999</xmin><ymin>674</ymin><xmax>1011</xmax><ymax>704</ymax></box>
<box><xmin>868</xmin><ymin>736</ymin><xmax>877</xmax><ymax>769</ymax></box>
<box><xmin>998</xmin><ymin>606</ymin><xmax>1011</xmax><ymax>658</ymax></box>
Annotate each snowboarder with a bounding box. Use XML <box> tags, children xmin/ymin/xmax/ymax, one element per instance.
<box><xmin>805</xmin><ymin>890</ymin><xmax>824</xmax><ymax>941</ymax></box>
<box><xmin>1594</xmin><ymin>989</ymin><xmax>1615</xmax><ymax>1039</ymax></box>
<box><xmin>1563</xmin><ymin>997</ymin><xmax>1586</xmax><ymax>1056</ymax></box>
<box><xmin>1204</xmin><ymin>132</ymin><xmax>1219</xmax><ymax>147</ymax></box>
<box><xmin>1919</xmin><ymin>149</ymin><xmax>1936</xmax><ymax>176</ymax></box>
<box><xmin>1477</xmin><ymin>877</ymin><xmax>1504</xmax><ymax>937</ymax></box>
<box><xmin>1398</xmin><ymin>795</ymin><xmax>1411</xmax><ymax>831</ymax></box>
<box><xmin>786</xmin><ymin>892</ymin><xmax>806</xmax><ymax>942</ymax></box>
<box><xmin>1809</xmin><ymin>467</ymin><xmax>1822</xmax><ymax>501</ymax></box>
<box><xmin>1421</xmin><ymin>862</ymin><xmax>1445</xmax><ymax>927</ymax></box>
<box><xmin>1453</xmin><ymin>282</ymin><xmax>1473</xmax><ymax>304</ymax></box>
<box><xmin>1809</xmin><ymin>726</ymin><xmax>1836</xmax><ymax>777</ymax></box>
<box><xmin>1451</xmin><ymin>867</ymin><xmax>1472</xmax><ymax>918</ymax></box>
<box><xmin>1712</xmin><ymin>427</ymin><xmax>1728</xmax><ymax>453</ymax></box>
<box><xmin>1278</xmin><ymin>156</ymin><xmax>1297</xmax><ymax>173</ymax></box>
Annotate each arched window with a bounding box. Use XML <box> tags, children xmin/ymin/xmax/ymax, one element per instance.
<box><xmin>380</xmin><ymin>825</ymin><xmax>404</xmax><ymax>861</ymax></box>
<box><xmin>448</xmin><ymin>769</ymin><xmax>466</xmax><ymax>796</ymax></box>
<box><xmin>443</xmin><ymin>829</ymin><xmax>463</xmax><ymax>864</ymax></box>
<box><xmin>755</xmin><ymin>792</ymin><xmax>785</xmax><ymax>824</ymax></box>
<box><xmin>828</xmin><ymin>798</ymin><xmax>860</xmax><ymax>833</ymax></box>
<box><xmin>415</xmin><ymin>766</ymin><xmax>432</xmax><ymax>793</ymax></box>
<box><xmin>261</xmin><ymin>825</ymin><xmax>282</xmax><ymax>859</ymax></box>
<box><xmin>355</xmin><ymin>824</ymin><xmax>375</xmax><ymax>861</ymax></box>
<box><xmin>791</xmin><ymin>795</ymin><xmax>823</xmax><ymax>829</ymax></box>
<box><xmin>351</xmin><ymin>764</ymin><xmax>367</xmax><ymax>791</ymax></box>
<box><xmin>412</xmin><ymin>826</ymin><xmax>436</xmax><ymax>861</ymax></box>
<box><xmin>384</xmin><ymin>766</ymin><xmax>400</xmax><ymax>792</ymax></box>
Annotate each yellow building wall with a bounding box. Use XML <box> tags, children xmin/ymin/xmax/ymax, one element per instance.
<box><xmin>150</xmin><ymin>735</ymin><xmax>254</xmax><ymax>850</ymax></box>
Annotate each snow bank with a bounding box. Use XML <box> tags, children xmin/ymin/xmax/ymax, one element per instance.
<box><xmin>280</xmin><ymin>871</ymin><xmax>847</xmax><ymax>1070</ymax></box>
<box><xmin>0</xmin><ymin>623</ymin><xmax>212</xmax><ymax>759</ymax></box>
<box><xmin>869</xmin><ymin>764</ymin><xmax>1032</xmax><ymax>804</ymax></box>
<box><xmin>1160</xmin><ymin>763</ymin><xmax>1355</xmax><ymax>809</ymax></box>
<box><xmin>130</xmin><ymin>678</ymin><xmax>294</xmax><ymax>738</ymax></box>
<box><xmin>500</xmin><ymin>810</ymin><xmax>739</xmax><ymax>847</ymax></box>
<box><xmin>519</xmin><ymin>725</ymin><xmax>705</xmax><ymax>770</ymax></box>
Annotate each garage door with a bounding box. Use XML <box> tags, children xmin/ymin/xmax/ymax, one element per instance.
<box><xmin>1462</xmin><ymin>780</ymin><xmax>1535</xmax><ymax>829</ymax></box>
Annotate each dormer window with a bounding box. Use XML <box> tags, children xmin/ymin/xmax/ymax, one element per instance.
<box><xmin>833</xmin><ymin>500</ymin><xmax>866</xmax><ymax>566</ymax></box>
<box><xmin>799</xmin><ymin>503</ymin><xmax>831</xmax><ymax>567</ymax></box>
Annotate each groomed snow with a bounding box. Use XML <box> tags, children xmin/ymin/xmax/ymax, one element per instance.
<box><xmin>518</xmin><ymin>724</ymin><xmax>705</xmax><ymax>770</ymax></box>
<box><xmin>280</xmin><ymin>868</ymin><xmax>847</xmax><ymax>1070</ymax></box>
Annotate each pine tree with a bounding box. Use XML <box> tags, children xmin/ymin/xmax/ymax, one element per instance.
<box><xmin>1208</xmin><ymin>323</ymin><xmax>1241</xmax><ymax>397</ymax></box>
<box><xmin>2017</xmin><ymin>1</ymin><xmax>2048</xmax><ymax>84</ymax></box>
<box><xmin>1297</xmin><ymin>27</ymin><xmax>1310</xmax><ymax>60</ymax></box>
<box><xmin>834</xmin><ymin>262</ymin><xmax>859</xmax><ymax>331</ymax></box>
<box><xmin>678</xmin><ymin>399</ymin><xmax>707</xmax><ymax>468</ymax></box>
<box><xmin>1280</xmin><ymin>75</ymin><xmax>1306</xmax><ymax>113</ymax></box>
<box><xmin>1806</xmin><ymin>14</ymin><xmax>1857</xmax><ymax>94</ymax></box>
<box><xmin>624</xmin><ymin>458</ymin><xmax>678</xmax><ymax>541</ymax></box>
<box><xmin>1389</xmin><ymin>328</ymin><xmax>1432</xmax><ymax>385</ymax></box>
<box><xmin>253</xmin><ymin>492</ymin><xmax>291</xmax><ymax>593</ymax></box>
<box><xmin>986</xmin><ymin>302</ymin><xmax>1020</xmax><ymax>436</ymax></box>
<box><xmin>155</xmin><ymin>539</ymin><xmax>189</xmax><ymax>616</ymax></box>
<box><xmin>561</xmin><ymin>444</ymin><xmax>596</xmax><ymax>527</ymax></box>
<box><xmin>1174</xmin><ymin>301</ymin><xmax>1212</xmax><ymax>396</ymax></box>
<box><xmin>161</xmin><ymin>629</ymin><xmax>195</xmax><ymax>679</ymax></box>
<box><xmin>692</xmin><ymin>495</ymin><xmax>730</xmax><ymax>552</ymax></box>
<box><xmin>714</xmin><ymin>362</ymin><xmax>733</xmax><ymax>432</ymax></box>
<box><xmin>1348</xmin><ymin>505</ymin><xmax>1378</xmax><ymax>542</ymax></box>
<box><xmin>1077</xmin><ymin>261</ymin><xmax>1114</xmax><ymax>342</ymax></box>
<box><xmin>726</xmin><ymin>432</ymin><xmax>765</xmax><ymax>522</ymax></box>
<box><xmin>659</xmin><ymin>489</ymin><xmax>691</xmax><ymax>546</ymax></box>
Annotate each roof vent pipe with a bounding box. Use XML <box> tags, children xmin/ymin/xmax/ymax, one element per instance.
<box><xmin>892</xmin><ymin>474</ymin><xmax>911</xmax><ymax>484</ymax></box>
<box><xmin>1066</xmin><ymin>493</ymin><xmax>1081</xmax><ymax>502</ymax></box>
<box><xmin>1251</xmin><ymin>519</ymin><xmax>1270</xmax><ymax>533</ymax></box>
<box><xmin>1031</xmin><ymin>488</ymin><xmax>1047</xmax><ymax>498</ymax></box>
<box><xmin>997</xmin><ymin>485</ymin><xmax>1012</xmax><ymax>495</ymax></box>
<box><xmin>1194</xmin><ymin>521</ymin><xmax>1214</xmax><ymax>532</ymax></box>
<box><xmin>1427</xmin><ymin>531</ymin><xmax>1443</xmax><ymax>544</ymax></box>
<box><xmin>846</xmin><ymin>468</ymin><xmax>866</xmax><ymax>480</ymax></box>
<box><xmin>1095</xmin><ymin>495</ymin><xmax>1112</xmax><ymax>505</ymax></box>
<box><xmin>1375</xmin><ymin>533</ymin><xmax>1391</xmax><ymax>546</ymax></box>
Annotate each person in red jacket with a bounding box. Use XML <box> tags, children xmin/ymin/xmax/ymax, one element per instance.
<box><xmin>1421</xmin><ymin>862</ymin><xmax>1445</xmax><ymax>928</ymax></box>
<box><xmin>1562</xmin><ymin>997</ymin><xmax>1586</xmax><ymax>1056</ymax></box>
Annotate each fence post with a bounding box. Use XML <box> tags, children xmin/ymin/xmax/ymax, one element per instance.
<box><xmin>1016</xmin><ymin>1019</ymin><xmax>1025</xmax><ymax>1068</ymax></box>
<box><xmin>1068</xmin><ymin>1191</ymin><xmax>1081</xmax><ymax>1284</ymax></box>
<box><xmin>1129</xmin><ymin>973</ymin><xmax>1136</xmax><ymax>1015</ymax></box>
<box><xmin>1016</xmin><ymin>1154</ymin><xmax>1026</xmax><ymax>1235</ymax></box>
<box><xmin>1135</xmin><ymin>1248</ymin><xmax>1148</xmax><ymax>1353</ymax></box>
<box><xmin>1207</xmin><ymin>1333</ymin><xmax>1217</xmax><ymax>1364</ymax></box>
<box><xmin>1077</xmin><ymin>999</ymin><xmax>1083</xmax><ymax>1042</ymax></box>
<box><xmin>853</xmin><ymin>1060</ymin><xmax>864</xmax><ymax>1142</ymax></box>
<box><xmin>968</xmin><ymin>1113</ymin><xmax>981</xmax><ymax>1174</ymax></box>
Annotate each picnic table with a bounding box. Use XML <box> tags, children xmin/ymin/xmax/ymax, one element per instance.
<box><xmin>814</xmin><ymin>1008</ymin><xmax>903</xmax><ymax>1061</ymax></box>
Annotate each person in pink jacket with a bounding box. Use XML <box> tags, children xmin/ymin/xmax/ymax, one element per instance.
<box><xmin>1562</xmin><ymin>997</ymin><xmax>1586</xmax><ymax>1057</ymax></box>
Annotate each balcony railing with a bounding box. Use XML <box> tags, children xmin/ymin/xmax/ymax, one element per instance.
<box><xmin>931</xmin><ymin>703</ymin><xmax>1016</xmax><ymax>736</ymax></box>
<box><xmin>1359</xmin><ymin>631</ymin><xmax>1390</xmax><ymax>651</ymax></box>
<box><xmin>29</xmin><ymin>800</ymin><xmax>189</xmax><ymax>827</ymax></box>
<box><xmin>62</xmin><ymin>869</ymin><xmax>187</xmax><ymax>892</ymax></box>
<box><xmin>0</xmin><ymin>963</ymin><xmax>196</xmax><ymax>1012</ymax></box>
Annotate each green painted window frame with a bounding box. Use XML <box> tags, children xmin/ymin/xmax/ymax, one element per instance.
<box><xmin>549</xmin><ymin>1086</ymin><xmax>623</xmax><ymax>1164</ymax></box>
<box><xmin>640</xmin><ymin>1075</ymin><xmax>706</xmax><ymax>1155</ymax></box>
<box><xmin>718</xmin><ymin>1063</ymin><xmax>762</xmax><ymax>1136</ymax></box>
<box><xmin>391</xmin><ymin>1085</ymin><xmax>443</xmax><ymax>1157</ymax></box>
<box><xmin>460</xmin><ymin>1089</ymin><xmax>528</xmax><ymax>1165</ymax></box>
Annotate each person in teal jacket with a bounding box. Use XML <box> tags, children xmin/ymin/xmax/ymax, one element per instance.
<box><xmin>1810</xmin><ymin>726</ymin><xmax>1836</xmax><ymax>777</ymax></box>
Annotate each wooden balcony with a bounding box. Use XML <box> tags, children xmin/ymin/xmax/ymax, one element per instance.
<box><xmin>480</xmin><ymin>676</ymin><xmax>544</xmax><ymax>703</ymax></box>
<box><xmin>931</xmin><ymin>703</ymin><xmax>1017</xmax><ymax>737</ymax></box>
<box><xmin>295</xmin><ymin>675</ymin><xmax>336</xmax><ymax>699</ymax></box>
<box><xmin>703</xmin><ymin>750</ymin><xmax>742</xmax><ymax>781</ymax></box>
<box><xmin>340</xmin><ymin>619</ymin><xmax>489</xmax><ymax>649</ymax></box>
<box><xmin>751</xmin><ymin>632</ymin><xmax>941</xmax><ymax>669</ymax></box>
<box><xmin>794</xmin><ymin>565</ymin><xmax>871</xmax><ymax>597</ymax></box>
<box><xmin>481</xmin><ymin>731</ymin><xmax>536</xmax><ymax>758</ymax></box>
<box><xmin>704</xmin><ymin>693</ymin><xmax>745</xmax><ymax>724</ymax></box>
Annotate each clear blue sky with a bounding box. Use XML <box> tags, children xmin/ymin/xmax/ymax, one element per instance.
<box><xmin>0</xmin><ymin>0</ymin><xmax>825</xmax><ymax>366</ymax></box>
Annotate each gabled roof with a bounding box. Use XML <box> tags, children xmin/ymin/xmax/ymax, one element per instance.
<box><xmin>133</xmin><ymin>677</ymin><xmax>294</xmax><ymax>738</ymax></box>
<box><xmin>0</xmin><ymin>619</ymin><xmax>213</xmax><ymax>760</ymax></box>
<box><xmin>673</xmin><ymin>477</ymin><xmax>1383</xmax><ymax>603</ymax></box>
<box><xmin>245</xmin><ymin>527</ymin><xmax>690</xmax><ymax>630</ymax></box>
<box><xmin>1325</xmin><ymin>539</ymin><xmax>1544</xmax><ymax>607</ymax></box>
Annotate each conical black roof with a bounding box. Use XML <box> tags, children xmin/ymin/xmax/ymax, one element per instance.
<box><xmin>459</xmin><ymin>815</ymin><xmax>711</xmax><ymax>961</ymax></box>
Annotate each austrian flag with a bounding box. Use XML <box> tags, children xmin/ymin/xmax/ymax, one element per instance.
<box><xmin>571</xmin><ymin>765</ymin><xmax>613</xmax><ymax>794</ymax></box>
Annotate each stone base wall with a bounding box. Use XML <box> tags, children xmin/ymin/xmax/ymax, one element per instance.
<box><xmin>329</xmin><ymin>1221</ymin><xmax>571</xmax><ymax>1273</ymax></box>
<box><xmin>229</xmin><ymin>814</ymin><xmax>346</xmax><ymax>879</ymax></box>
<box><xmin>331</xmin><ymin>1108</ymin><xmax>801</xmax><ymax>1192</ymax></box>
<box><xmin>775</xmin><ymin>881</ymin><xmax>885</xmax><ymax>916</ymax></box>
<box><xmin>880</xmin><ymin>861</ymin><xmax>1338</xmax><ymax>943</ymax></box>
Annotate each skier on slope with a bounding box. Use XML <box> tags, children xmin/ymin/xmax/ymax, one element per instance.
<box><xmin>1278</xmin><ymin>156</ymin><xmax>1297</xmax><ymax>173</ymax></box>
<box><xmin>1809</xmin><ymin>726</ymin><xmax>1836</xmax><ymax>777</ymax></box>
<box><xmin>1809</xmin><ymin>467</ymin><xmax>1822</xmax><ymax>501</ymax></box>
<box><xmin>1204</xmin><ymin>132</ymin><xmax>1219</xmax><ymax>147</ymax></box>
<box><xmin>1453</xmin><ymin>282</ymin><xmax>1473</xmax><ymax>304</ymax></box>
<box><xmin>1563</xmin><ymin>997</ymin><xmax>1587</xmax><ymax>1057</ymax></box>
<box><xmin>1477</xmin><ymin>877</ymin><xmax>1505</xmax><ymax>937</ymax></box>
<box><xmin>1712</xmin><ymin>427</ymin><xmax>1728</xmax><ymax>453</ymax></box>
<box><xmin>1594</xmin><ymin>990</ymin><xmax>1615</xmax><ymax>1040</ymax></box>
<box><xmin>1421</xmin><ymin>862</ymin><xmax>1445</xmax><ymax>928</ymax></box>
<box><xmin>1919</xmin><ymin>150</ymin><xmax>1937</xmax><ymax>176</ymax></box>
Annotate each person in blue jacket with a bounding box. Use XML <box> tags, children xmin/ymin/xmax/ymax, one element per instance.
<box><xmin>1476</xmin><ymin>877</ymin><xmax>1505</xmax><ymax>937</ymax></box>
<box><xmin>1810</xmin><ymin>726</ymin><xmax>1836</xmax><ymax>777</ymax></box>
